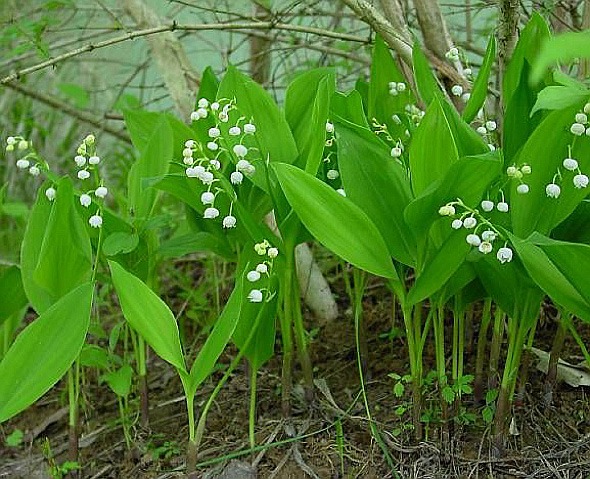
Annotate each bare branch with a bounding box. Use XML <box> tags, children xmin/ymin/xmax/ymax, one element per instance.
<box><xmin>1</xmin><ymin>22</ymin><xmax>368</xmax><ymax>85</ymax></box>
<box><xmin>412</xmin><ymin>0</ymin><xmax>453</xmax><ymax>61</ymax></box>
<box><xmin>3</xmin><ymin>81</ymin><xmax>130</xmax><ymax>142</ymax></box>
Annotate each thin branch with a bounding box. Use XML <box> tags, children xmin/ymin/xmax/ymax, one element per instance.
<box><xmin>1</xmin><ymin>22</ymin><xmax>369</xmax><ymax>85</ymax></box>
<box><xmin>3</xmin><ymin>81</ymin><xmax>130</xmax><ymax>143</ymax></box>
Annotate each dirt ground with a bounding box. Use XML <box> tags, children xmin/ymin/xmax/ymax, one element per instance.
<box><xmin>1</xmin><ymin>274</ymin><xmax>590</xmax><ymax>479</ymax></box>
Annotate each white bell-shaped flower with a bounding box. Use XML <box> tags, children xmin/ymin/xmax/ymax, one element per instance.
<box><xmin>208</xmin><ymin>127</ymin><xmax>221</xmax><ymax>138</ymax></box>
<box><xmin>16</xmin><ymin>159</ymin><xmax>30</xmax><ymax>169</ymax></box>
<box><xmin>255</xmin><ymin>263</ymin><xmax>268</xmax><ymax>274</ymax></box>
<box><xmin>244</xmin><ymin>123</ymin><xmax>256</xmax><ymax>134</ymax></box>
<box><xmin>563</xmin><ymin>158</ymin><xmax>578</xmax><ymax>171</ymax></box>
<box><xmin>203</xmin><ymin>207</ymin><xmax>220</xmax><ymax>219</ymax></box>
<box><xmin>571</xmin><ymin>123</ymin><xmax>585</xmax><ymax>136</ymax></box>
<box><xmin>88</xmin><ymin>156</ymin><xmax>100</xmax><ymax>165</ymax></box>
<box><xmin>478</xmin><ymin>241</ymin><xmax>493</xmax><ymax>254</ymax></box>
<box><xmin>80</xmin><ymin>194</ymin><xmax>92</xmax><ymax>207</ymax></box>
<box><xmin>29</xmin><ymin>166</ymin><xmax>40</xmax><ymax>176</ymax></box>
<box><xmin>222</xmin><ymin>215</ymin><xmax>237</xmax><ymax>228</ymax></box>
<box><xmin>481</xmin><ymin>230</ymin><xmax>496</xmax><ymax>242</ymax></box>
<box><xmin>95</xmin><ymin>186</ymin><xmax>108</xmax><ymax>198</ymax></box>
<box><xmin>248</xmin><ymin>289</ymin><xmax>263</xmax><ymax>303</ymax></box>
<box><xmin>497</xmin><ymin>247</ymin><xmax>513</xmax><ymax>264</ymax></box>
<box><xmin>74</xmin><ymin>155</ymin><xmax>86</xmax><ymax>167</ymax></box>
<box><xmin>451</xmin><ymin>85</ymin><xmax>463</xmax><ymax>96</ymax></box>
<box><xmin>451</xmin><ymin>219</ymin><xmax>463</xmax><ymax>229</ymax></box>
<box><xmin>229</xmin><ymin>126</ymin><xmax>241</xmax><ymax>136</ymax></box>
<box><xmin>247</xmin><ymin>270</ymin><xmax>261</xmax><ymax>282</ymax></box>
<box><xmin>207</xmin><ymin>142</ymin><xmax>219</xmax><ymax>151</ymax></box>
<box><xmin>545</xmin><ymin>183</ymin><xmax>561</xmax><ymax>198</ymax></box>
<box><xmin>89</xmin><ymin>214</ymin><xmax>103</xmax><ymax>228</ymax></box>
<box><xmin>462</xmin><ymin>217</ymin><xmax>477</xmax><ymax>229</ymax></box>
<box><xmin>516</xmin><ymin>184</ymin><xmax>529</xmax><ymax>194</ymax></box>
<box><xmin>201</xmin><ymin>191</ymin><xmax>215</xmax><ymax>205</ymax></box>
<box><xmin>267</xmin><ymin>247</ymin><xmax>279</xmax><ymax>258</ymax></box>
<box><xmin>466</xmin><ymin>234</ymin><xmax>481</xmax><ymax>247</ymax></box>
<box><xmin>336</xmin><ymin>188</ymin><xmax>346</xmax><ymax>196</ymax></box>
<box><xmin>233</xmin><ymin>144</ymin><xmax>248</xmax><ymax>158</ymax></box>
<box><xmin>45</xmin><ymin>187</ymin><xmax>56</xmax><ymax>201</ymax></box>
<box><xmin>481</xmin><ymin>200</ymin><xmax>494</xmax><ymax>212</ymax></box>
<box><xmin>230</xmin><ymin>171</ymin><xmax>244</xmax><ymax>185</ymax></box>
<box><xmin>78</xmin><ymin>170</ymin><xmax>90</xmax><ymax>180</ymax></box>
<box><xmin>574</xmin><ymin>174</ymin><xmax>589</xmax><ymax>188</ymax></box>
<box><xmin>497</xmin><ymin>202</ymin><xmax>509</xmax><ymax>212</ymax></box>
<box><xmin>327</xmin><ymin>169</ymin><xmax>339</xmax><ymax>180</ymax></box>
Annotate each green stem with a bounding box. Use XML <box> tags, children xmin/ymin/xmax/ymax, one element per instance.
<box><xmin>280</xmin><ymin>268</ymin><xmax>294</xmax><ymax>417</ymax></box>
<box><xmin>249</xmin><ymin>364</ymin><xmax>257</xmax><ymax>451</ymax></box>
<box><xmin>489</xmin><ymin>307</ymin><xmax>505</xmax><ymax>391</ymax></box>
<box><xmin>352</xmin><ymin>269</ymin><xmax>399</xmax><ymax>477</ymax></box>
<box><xmin>291</xmin><ymin>267</ymin><xmax>314</xmax><ymax>403</ymax></box>
<box><xmin>474</xmin><ymin>298</ymin><xmax>492</xmax><ymax>403</ymax></box>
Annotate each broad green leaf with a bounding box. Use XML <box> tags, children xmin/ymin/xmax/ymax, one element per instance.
<box><xmin>529</xmin><ymin>232</ymin><xmax>590</xmax><ymax>306</ymax></box>
<box><xmin>552</xmin><ymin>200</ymin><xmax>590</xmax><ymax>243</ymax></box>
<box><xmin>331</xmin><ymin>90</ymin><xmax>369</xmax><ymax>128</ymax></box>
<box><xmin>405</xmin><ymin>151</ymin><xmax>502</xmax><ymax>236</ymax></box>
<box><xmin>531</xmin><ymin>85</ymin><xmax>589</xmax><ymax>116</ymax></box>
<box><xmin>102</xmin><ymin>232</ymin><xmax>139</xmax><ymax>256</ymax></box>
<box><xmin>187</xmin><ymin>280</ymin><xmax>243</xmax><ymax>396</ymax></box>
<box><xmin>406</xmin><ymin>229</ymin><xmax>471</xmax><ymax>305</ymax></box>
<box><xmin>473</xmin><ymin>251</ymin><xmax>542</xmax><ymax>324</ymax></box>
<box><xmin>232</xmin><ymin>280</ymin><xmax>278</xmax><ymax>371</ymax></box>
<box><xmin>532</xmin><ymin>30</ymin><xmax>590</xmax><ymax>84</ymax></box>
<box><xmin>510</xmin><ymin>234</ymin><xmax>590</xmax><ymax>322</ymax></box>
<box><xmin>79</xmin><ymin>344</ymin><xmax>110</xmax><ymax>369</ymax></box>
<box><xmin>413</xmin><ymin>41</ymin><xmax>440</xmax><ymax>106</ymax></box>
<box><xmin>369</xmin><ymin>36</ymin><xmax>414</xmax><ymax>128</ymax></box>
<box><xmin>273</xmin><ymin>163</ymin><xmax>397</xmax><ymax>280</ymax></box>
<box><xmin>286</xmin><ymin>69</ymin><xmax>334</xmax><ymax>173</ymax></box>
<box><xmin>438</xmin><ymin>97</ymin><xmax>488</xmax><ymax>157</ymax></box>
<box><xmin>503</xmin><ymin>63</ymin><xmax>541</xmax><ymax>162</ymax></box>
<box><xmin>158</xmin><ymin>232</ymin><xmax>236</xmax><ymax>260</ymax></box>
<box><xmin>127</xmin><ymin>116</ymin><xmax>173</xmax><ymax>220</ymax></box>
<box><xmin>32</xmin><ymin>177</ymin><xmax>92</xmax><ymax>310</ymax></box>
<box><xmin>0</xmin><ymin>266</ymin><xmax>27</xmax><ymax>327</ymax></box>
<box><xmin>463</xmin><ymin>35</ymin><xmax>496</xmax><ymax>122</ymax></box>
<box><xmin>336</xmin><ymin>120</ymin><xmax>416</xmax><ymax>266</ymax></box>
<box><xmin>503</xmin><ymin>12</ymin><xmax>550</xmax><ymax>104</ymax></box>
<box><xmin>218</xmin><ymin>66</ymin><xmax>298</xmax><ymax>165</ymax></box>
<box><xmin>109</xmin><ymin>260</ymin><xmax>186</xmax><ymax>373</ymax></box>
<box><xmin>409</xmin><ymin>97</ymin><xmax>458</xmax><ymax>196</ymax></box>
<box><xmin>0</xmin><ymin>282</ymin><xmax>93</xmax><ymax>423</ymax></box>
<box><xmin>196</xmin><ymin>67</ymin><xmax>219</xmax><ymax>107</ymax></box>
<box><xmin>510</xmin><ymin>105</ymin><xmax>590</xmax><ymax>237</ymax></box>
<box><xmin>123</xmin><ymin>109</ymin><xmax>163</xmax><ymax>155</ymax></box>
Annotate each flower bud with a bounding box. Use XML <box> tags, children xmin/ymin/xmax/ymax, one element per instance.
<box><xmin>516</xmin><ymin>184</ymin><xmax>529</xmax><ymax>194</ymax></box>
<box><xmin>325</xmin><ymin>121</ymin><xmax>334</xmax><ymax>134</ymax></box>
<box><xmin>45</xmin><ymin>187</ymin><xmax>56</xmax><ymax>201</ymax></box>
<box><xmin>16</xmin><ymin>159</ymin><xmax>30</xmax><ymax>169</ymax></box>
<box><xmin>497</xmin><ymin>202</ymin><xmax>509</xmax><ymax>212</ymax></box>
<box><xmin>244</xmin><ymin>123</ymin><xmax>256</xmax><ymax>134</ymax></box>
<box><xmin>327</xmin><ymin>169</ymin><xmax>339</xmax><ymax>180</ymax></box>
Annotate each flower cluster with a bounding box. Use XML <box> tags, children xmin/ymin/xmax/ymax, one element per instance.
<box><xmin>247</xmin><ymin>240</ymin><xmax>279</xmax><ymax>303</ymax></box>
<box><xmin>544</xmin><ymin>146</ymin><xmax>589</xmax><ymax>199</ymax></box>
<box><xmin>569</xmin><ymin>104</ymin><xmax>590</xmax><ymax>136</ymax></box>
<box><xmin>184</xmin><ymin>98</ymin><xmax>261</xmax><ymax>228</ymax></box>
<box><xmin>505</xmin><ymin>163</ymin><xmax>532</xmax><ymax>194</ymax></box>
<box><xmin>439</xmin><ymin>199</ymin><xmax>513</xmax><ymax>264</ymax></box>
<box><xmin>73</xmin><ymin>134</ymin><xmax>107</xmax><ymax>228</ymax></box>
<box><xmin>6</xmin><ymin>136</ymin><xmax>42</xmax><ymax>177</ymax></box>
<box><xmin>388</xmin><ymin>81</ymin><xmax>407</xmax><ymax>96</ymax></box>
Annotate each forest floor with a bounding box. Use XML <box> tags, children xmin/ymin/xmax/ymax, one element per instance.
<box><xmin>1</xmin><ymin>263</ymin><xmax>590</xmax><ymax>479</ymax></box>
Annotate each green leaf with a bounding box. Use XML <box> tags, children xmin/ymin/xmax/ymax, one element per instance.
<box><xmin>331</xmin><ymin>90</ymin><xmax>369</xmax><ymax>128</ymax></box>
<box><xmin>0</xmin><ymin>266</ymin><xmax>28</xmax><ymax>327</ymax></box>
<box><xmin>510</xmin><ymin>234</ymin><xmax>590</xmax><ymax>323</ymax></box>
<box><xmin>218</xmin><ymin>66</ymin><xmax>298</xmax><ymax>165</ymax></box>
<box><xmin>503</xmin><ymin>12</ymin><xmax>550</xmax><ymax>103</ymax></box>
<box><xmin>405</xmin><ymin>151</ymin><xmax>502</xmax><ymax>237</ymax></box>
<box><xmin>79</xmin><ymin>344</ymin><xmax>110</xmax><ymax>369</ymax></box>
<box><xmin>22</xmin><ymin>178</ymin><xmax>92</xmax><ymax>313</ymax></box>
<box><xmin>393</xmin><ymin>381</ymin><xmax>405</xmax><ymax>397</ymax></box>
<box><xmin>531</xmin><ymin>85</ymin><xmax>590</xmax><ymax>116</ymax></box>
<box><xmin>102</xmin><ymin>232</ymin><xmax>139</xmax><ymax>256</ymax></box>
<box><xmin>187</xmin><ymin>280</ymin><xmax>243</xmax><ymax>396</ymax></box>
<box><xmin>510</xmin><ymin>105</ymin><xmax>590</xmax><ymax>237</ymax></box>
<box><xmin>109</xmin><ymin>261</ymin><xmax>186</xmax><ymax>372</ymax></box>
<box><xmin>442</xmin><ymin>385</ymin><xmax>455</xmax><ymax>404</ymax></box>
<box><xmin>409</xmin><ymin>97</ymin><xmax>458</xmax><ymax>196</ymax></box>
<box><xmin>406</xmin><ymin>229</ymin><xmax>471</xmax><ymax>305</ymax></box>
<box><xmin>127</xmin><ymin>117</ymin><xmax>173</xmax><ymax>220</ymax></box>
<box><xmin>0</xmin><ymin>282</ymin><xmax>93</xmax><ymax>423</ymax></box>
<box><xmin>413</xmin><ymin>41</ymin><xmax>440</xmax><ymax>106</ymax></box>
<box><xmin>336</xmin><ymin>120</ymin><xmax>416</xmax><ymax>266</ymax></box>
<box><xmin>369</xmin><ymin>36</ymin><xmax>414</xmax><ymax>127</ymax></box>
<box><xmin>463</xmin><ymin>35</ymin><xmax>496</xmax><ymax>122</ymax></box>
<box><xmin>102</xmin><ymin>364</ymin><xmax>133</xmax><ymax>397</ymax></box>
<box><xmin>6</xmin><ymin>428</ymin><xmax>24</xmax><ymax>447</ymax></box>
<box><xmin>158</xmin><ymin>232</ymin><xmax>235</xmax><ymax>260</ymax></box>
<box><xmin>285</xmin><ymin>68</ymin><xmax>334</xmax><ymax>173</ymax></box>
<box><xmin>273</xmin><ymin>163</ymin><xmax>397</xmax><ymax>279</ymax></box>
<box><xmin>532</xmin><ymin>30</ymin><xmax>590</xmax><ymax>84</ymax></box>
<box><xmin>196</xmin><ymin>67</ymin><xmax>219</xmax><ymax>107</ymax></box>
